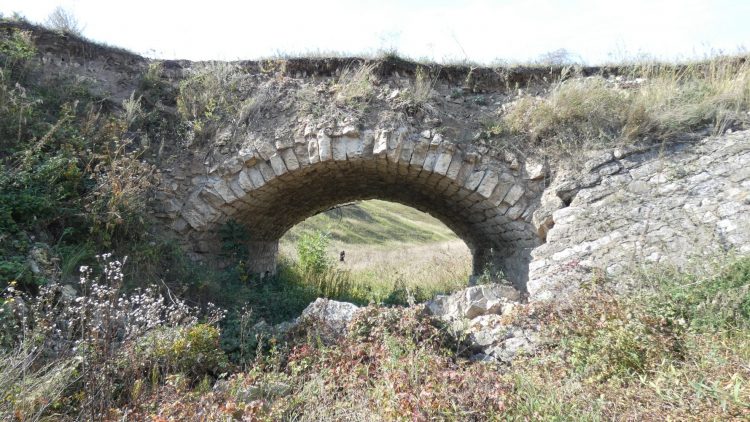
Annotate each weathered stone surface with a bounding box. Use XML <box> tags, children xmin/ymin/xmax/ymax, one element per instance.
<box><xmin>426</xmin><ymin>284</ymin><xmax>520</xmax><ymax>320</ymax></box>
<box><xmin>528</xmin><ymin>132</ymin><xmax>750</xmax><ymax>300</ymax></box>
<box><xmin>426</xmin><ymin>284</ymin><xmax>536</xmax><ymax>363</ymax></box>
<box><xmin>298</xmin><ymin>298</ymin><xmax>361</xmax><ymax>337</ymax></box>
<box><xmin>317</xmin><ymin>133</ymin><xmax>333</xmax><ymax>161</ymax></box>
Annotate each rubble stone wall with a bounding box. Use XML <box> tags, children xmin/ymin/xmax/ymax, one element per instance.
<box><xmin>528</xmin><ymin>131</ymin><xmax>750</xmax><ymax>300</ymax></box>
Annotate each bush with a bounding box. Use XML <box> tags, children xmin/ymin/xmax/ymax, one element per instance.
<box><xmin>131</xmin><ymin>324</ymin><xmax>228</xmax><ymax>382</ymax></box>
<box><xmin>44</xmin><ymin>7</ymin><xmax>83</xmax><ymax>36</ymax></box>
<box><xmin>0</xmin><ymin>254</ymin><xmax>227</xmax><ymax>419</ymax></box>
<box><xmin>296</xmin><ymin>230</ymin><xmax>331</xmax><ymax>276</ymax></box>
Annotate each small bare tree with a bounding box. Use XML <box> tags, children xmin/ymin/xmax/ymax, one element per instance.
<box><xmin>536</xmin><ymin>48</ymin><xmax>580</xmax><ymax>66</ymax></box>
<box><xmin>45</xmin><ymin>6</ymin><xmax>83</xmax><ymax>36</ymax></box>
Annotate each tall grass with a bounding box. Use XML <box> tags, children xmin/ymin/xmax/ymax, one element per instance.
<box><xmin>502</xmin><ymin>57</ymin><xmax>750</xmax><ymax>152</ymax></box>
<box><xmin>334</xmin><ymin>62</ymin><xmax>377</xmax><ymax>110</ymax></box>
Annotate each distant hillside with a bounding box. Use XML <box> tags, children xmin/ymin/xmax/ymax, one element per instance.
<box><xmin>280</xmin><ymin>200</ymin><xmax>459</xmax><ymax>246</ymax></box>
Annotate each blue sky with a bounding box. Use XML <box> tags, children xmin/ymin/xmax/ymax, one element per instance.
<box><xmin>2</xmin><ymin>0</ymin><xmax>748</xmax><ymax>64</ymax></box>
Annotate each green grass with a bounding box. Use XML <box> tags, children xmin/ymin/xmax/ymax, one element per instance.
<box><xmin>281</xmin><ymin>200</ymin><xmax>459</xmax><ymax>246</ymax></box>
<box><xmin>278</xmin><ymin>200</ymin><xmax>472</xmax><ymax>306</ymax></box>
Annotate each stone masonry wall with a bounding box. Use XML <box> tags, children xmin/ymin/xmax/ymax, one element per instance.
<box><xmin>528</xmin><ymin>131</ymin><xmax>750</xmax><ymax>300</ymax></box>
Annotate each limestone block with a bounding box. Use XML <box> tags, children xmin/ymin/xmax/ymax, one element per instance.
<box><xmin>281</xmin><ymin>148</ymin><xmax>300</xmax><ymax>171</ymax></box>
<box><xmin>227</xmin><ymin>178</ymin><xmax>247</xmax><ymax>199</ymax></box>
<box><xmin>269</xmin><ymin>154</ymin><xmax>288</xmax><ymax>176</ymax></box>
<box><xmin>238</xmin><ymin>146</ymin><xmax>260</xmax><ymax>165</ymax></box>
<box><xmin>505</xmin><ymin>199</ymin><xmax>528</xmax><ymax>220</ymax></box>
<box><xmin>524</xmin><ymin>159</ymin><xmax>546</xmax><ymax>180</ymax></box>
<box><xmin>345</xmin><ymin>136</ymin><xmax>364</xmax><ymax>160</ymax></box>
<box><xmin>274</xmin><ymin>138</ymin><xmax>294</xmax><ymax>150</ymax></box>
<box><xmin>532</xmin><ymin>192</ymin><xmax>565</xmax><ymax>241</ymax></box>
<box><xmin>332</xmin><ymin>137</ymin><xmax>348</xmax><ymax>161</ymax></box>
<box><xmin>246</xmin><ymin>165</ymin><xmax>265</xmax><ymax>188</ymax></box>
<box><xmin>373</xmin><ymin>130</ymin><xmax>389</xmax><ymax>156</ymax></box>
<box><xmin>361</xmin><ymin>131</ymin><xmax>375</xmax><ymax>159</ymax></box>
<box><xmin>318</xmin><ymin>133</ymin><xmax>333</xmax><ymax>161</ymax></box>
<box><xmin>409</xmin><ymin>139</ymin><xmax>429</xmax><ymax>168</ymax></box>
<box><xmin>257</xmin><ymin>161</ymin><xmax>276</xmax><ymax>182</ymax></box>
<box><xmin>476</xmin><ymin>170</ymin><xmax>499</xmax><ymax>198</ymax></box>
<box><xmin>423</xmin><ymin>147</ymin><xmax>439</xmax><ymax>173</ymax></box>
<box><xmin>489</xmin><ymin>173</ymin><xmax>515</xmax><ymax>206</ymax></box>
<box><xmin>398</xmin><ymin>137</ymin><xmax>416</xmax><ymax>164</ymax></box>
<box><xmin>181</xmin><ymin>196</ymin><xmax>221</xmax><ymax>229</ymax></box>
<box><xmin>307</xmin><ymin>138</ymin><xmax>320</xmax><ymax>164</ymax></box>
<box><xmin>445</xmin><ymin>151</ymin><xmax>464</xmax><ymax>180</ymax></box>
<box><xmin>386</xmin><ymin>130</ymin><xmax>406</xmax><ymax>163</ymax></box>
<box><xmin>464</xmin><ymin>170</ymin><xmax>486</xmax><ymax>191</ymax></box>
<box><xmin>254</xmin><ymin>140</ymin><xmax>277</xmax><ymax>161</ymax></box>
<box><xmin>584</xmin><ymin>151</ymin><xmax>614</xmax><ymax>172</ymax></box>
<box><xmin>503</xmin><ymin>184</ymin><xmax>525</xmax><ymax>206</ymax></box>
<box><xmin>456</xmin><ymin>152</ymin><xmax>480</xmax><ymax>185</ymax></box>
<box><xmin>433</xmin><ymin>150</ymin><xmax>454</xmax><ymax>175</ymax></box>
<box><xmin>236</xmin><ymin>169</ymin><xmax>256</xmax><ymax>192</ymax></box>
<box><xmin>207</xmin><ymin>178</ymin><xmax>239</xmax><ymax>203</ymax></box>
<box><xmin>286</xmin><ymin>144</ymin><xmax>306</xmax><ymax>168</ymax></box>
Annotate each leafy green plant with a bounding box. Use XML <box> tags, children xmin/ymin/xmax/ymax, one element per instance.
<box><xmin>644</xmin><ymin>256</ymin><xmax>750</xmax><ymax>332</ymax></box>
<box><xmin>296</xmin><ymin>230</ymin><xmax>331</xmax><ymax>276</ymax></box>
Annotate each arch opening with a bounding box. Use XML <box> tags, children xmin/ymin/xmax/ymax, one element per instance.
<box><xmin>279</xmin><ymin>199</ymin><xmax>473</xmax><ymax>299</ymax></box>
<box><xmin>177</xmin><ymin>132</ymin><xmax>542</xmax><ymax>292</ymax></box>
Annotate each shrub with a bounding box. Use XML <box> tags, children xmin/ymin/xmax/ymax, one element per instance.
<box><xmin>296</xmin><ymin>230</ymin><xmax>331</xmax><ymax>276</ymax></box>
<box><xmin>0</xmin><ymin>253</ymin><xmax>226</xmax><ymax>419</ymax></box>
<box><xmin>131</xmin><ymin>323</ymin><xmax>228</xmax><ymax>382</ymax></box>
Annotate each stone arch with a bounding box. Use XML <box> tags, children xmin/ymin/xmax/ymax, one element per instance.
<box><xmin>168</xmin><ymin>127</ymin><xmax>544</xmax><ymax>290</ymax></box>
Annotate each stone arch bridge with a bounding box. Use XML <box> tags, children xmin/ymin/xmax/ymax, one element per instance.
<box><xmin>162</xmin><ymin>127</ymin><xmax>546</xmax><ymax>288</ymax></box>
<box><xmin>6</xmin><ymin>19</ymin><xmax>750</xmax><ymax>300</ymax></box>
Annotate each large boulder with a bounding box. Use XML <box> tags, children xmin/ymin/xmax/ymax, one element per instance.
<box><xmin>426</xmin><ymin>284</ymin><xmax>520</xmax><ymax>320</ymax></box>
<box><xmin>297</xmin><ymin>298</ymin><xmax>361</xmax><ymax>337</ymax></box>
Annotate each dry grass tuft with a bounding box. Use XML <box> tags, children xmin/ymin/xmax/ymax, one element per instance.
<box><xmin>334</xmin><ymin>62</ymin><xmax>377</xmax><ymax>108</ymax></box>
<box><xmin>501</xmin><ymin>57</ymin><xmax>750</xmax><ymax>153</ymax></box>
